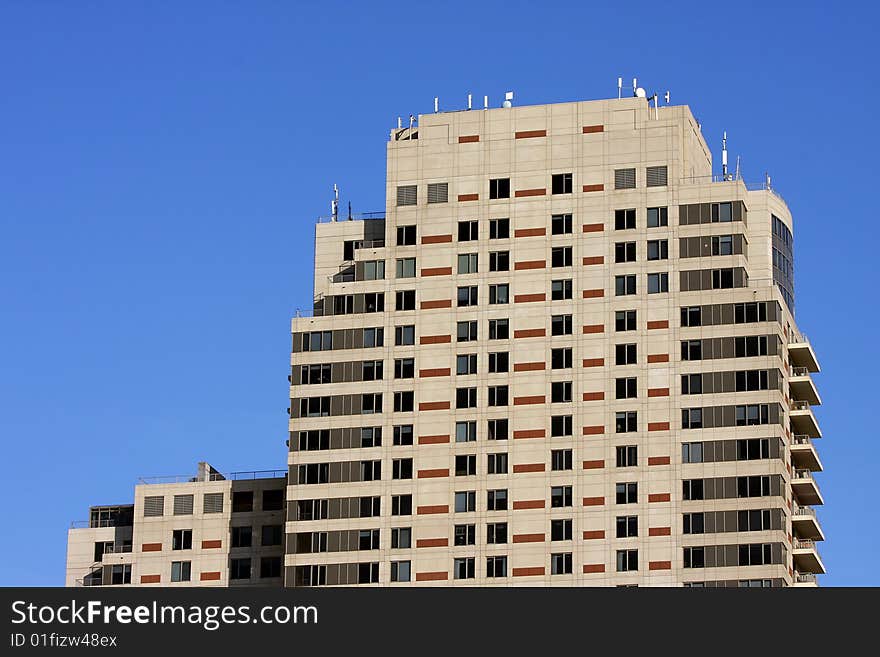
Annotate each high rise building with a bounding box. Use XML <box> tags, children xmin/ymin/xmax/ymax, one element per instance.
<box><xmin>286</xmin><ymin>93</ymin><xmax>823</xmax><ymax>587</ymax></box>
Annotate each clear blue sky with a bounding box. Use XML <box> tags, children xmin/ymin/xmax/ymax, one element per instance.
<box><xmin>1</xmin><ymin>1</ymin><xmax>876</xmax><ymax>586</ymax></box>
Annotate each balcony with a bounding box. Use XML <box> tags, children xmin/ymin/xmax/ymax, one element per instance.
<box><xmin>790</xmin><ymin>435</ymin><xmax>823</xmax><ymax>472</ymax></box>
<box><xmin>793</xmin><ymin>572</ymin><xmax>818</xmax><ymax>587</ymax></box>
<box><xmin>790</xmin><ymin>400</ymin><xmax>822</xmax><ymax>438</ymax></box>
<box><xmin>788</xmin><ymin>336</ymin><xmax>820</xmax><ymax>373</ymax></box>
<box><xmin>791</xmin><ymin>469</ymin><xmax>824</xmax><ymax>506</ymax></box>
<box><xmin>789</xmin><ymin>367</ymin><xmax>821</xmax><ymax>406</ymax></box>
<box><xmin>792</xmin><ymin>505</ymin><xmax>824</xmax><ymax>541</ymax></box>
<box><xmin>793</xmin><ymin>539</ymin><xmax>826</xmax><ymax>574</ymax></box>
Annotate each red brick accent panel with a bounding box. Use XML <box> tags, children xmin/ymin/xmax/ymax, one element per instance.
<box><xmin>513</xmin><ymin>463</ymin><xmax>545</xmax><ymax>473</ymax></box>
<box><xmin>647</xmin><ymin>320</ymin><xmax>669</xmax><ymax>329</ymax></box>
<box><xmin>420</xmin><ymin>334</ymin><xmax>450</xmax><ymax>345</ymax></box>
<box><xmin>582</xmin><ymin>496</ymin><xmax>605</xmax><ymax>506</ymax></box>
<box><xmin>420</xmin><ymin>368</ymin><xmax>451</xmax><ymax>378</ymax></box>
<box><xmin>515</xmin><ymin>260</ymin><xmax>546</xmax><ymax>271</ymax></box>
<box><xmin>514</xmin><ymin>293</ymin><xmax>546</xmax><ymax>303</ymax></box>
<box><xmin>582</xmin><ymin>289</ymin><xmax>604</xmax><ymax>299</ymax></box>
<box><xmin>582</xmin><ymin>392</ymin><xmax>604</xmax><ymax>401</ymax></box>
<box><xmin>513</xmin><ymin>500</ymin><xmax>545</xmax><ymax>510</ymax></box>
<box><xmin>582</xmin><ymin>223</ymin><xmax>604</xmax><ymax>233</ymax></box>
<box><xmin>458</xmin><ymin>135</ymin><xmax>480</xmax><ymax>143</ymax></box>
<box><xmin>421</xmin><ymin>234</ymin><xmax>452</xmax><ymax>244</ymax></box>
<box><xmin>416</xmin><ymin>538</ymin><xmax>448</xmax><ymax>548</ymax></box>
<box><xmin>514</xmin><ymin>188</ymin><xmax>546</xmax><ymax>198</ymax></box>
<box><xmin>142</xmin><ymin>543</ymin><xmax>162</xmax><ymax>552</ymax></box>
<box><xmin>421</xmin><ymin>299</ymin><xmax>452</xmax><ymax>310</ymax></box>
<box><xmin>514</xmin><ymin>361</ymin><xmax>545</xmax><ymax>372</ymax></box>
<box><xmin>582</xmin><ymin>460</ymin><xmax>604</xmax><ymax>470</ymax></box>
<box><xmin>648</xmin><ymin>493</ymin><xmax>671</xmax><ymax>503</ymax></box>
<box><xmin>648</xmin><ymin>456</ymin><xmax>671</xmax><ymax>466</ymax></box>
<box><xmin>418</xmin><ymin>468</ymin><xmax>449</xmax><ymax>479</ymax></box>
<box><xmin>513</xmin><ymin>429</ymin><xmax>545</xmax><ymax>440</ymax></box>
<box><xmin>513</xmin><ymin>533</ymin><xmax>545</xmax><ymax>543</ymax></box>
<box><xmin>514</xmin><ymin>395</ymin><xmax>545</xmax><ymax>406</ymax></box>
<box><xmin>647</xmin><ymin>353</ymin><xmax>670</xmax><ymax>363</ymax></box>
<box><xmin>582</xmin><ymin>256</ymin><xmax>605</xmax><ymax>265</ymax></box>
<box><xmin>418</xmin><ymin>434</ymin><xmax>449</xmax><ymax>445</ymax></box>
<box><xmin>201</xmin><ymin>540</ymin><xmax>222</xmax><ymax>549</ymax></box>
<box><xmin>515</xmin><ymin>129</ymin><xmax>547</xmax><ymax>139</ymax></box>
<box><xmin>648</xmin><ymin>422</ymin><xmax>670</xmax><ymax>432</ymax></box>
<box><xmin>582</xmin><ymin>324</ymin><xmax>604</xmax><ymax>334</ymax></box>
<box><xmin>583</xmin><ymin>564</ymin><xmax>606</xmax><ymax>574</ymax></box>
<box><xmin>583</xmin><ymin>530</ymin><xmax>605</xmax><ymax>540</ymax></box>
<box><xmin>514</xmin><ymin>328</ymin><xmax>545</xmax><ymax>338</ymax></box>
<box><xmin>649</xmin><ymin>527</ymin><xmax>672</xmax><ymax>536</ymax></box>
<box><xmin>582</xmin><ymin>125</ymin><xmax>604</xmax><ymax>133</ymax></box>
<box><xmin>419</xmin><ymin>401</ymin><xmax>451</xmax><ymax>411</ymax></box>
<box><xmin>421</xmin><ymin>267</ymin><xmax>452</xmax><ymax>277</ymax></box>
<box><xmin>513</xmin><ymin>567</ymin><xmax>546</xmax><ymax>577</ymax></box>
<box><xmin>417</xmin><ymin>505</ymin><xmax>449</xmax><ymax>515</ymax></box>
<box><xmin>140</xmin><ymin>575</ymin><xmax>161</xmax><ymax>584</ymax></box>
<box><xmin>416</xmin><ymin>571</ymin><xmax>448</xmax><ymax>581</ymax></box>
<box><xmin>200</xmin><ymin>572</ymin><xmax>221</xmax><ymax>581</ymax></box>
<box><xmin>582</xmin><ymin>358</ymin><xmax>604</xmax><ymax>367</ymax></box>
<box><xmin>582</xmin><ymin>184</ymin><xmax>604</xmax><ymax>192</ymax></box>
<box><xmin>458</xmin><ymin>193</ymin><xmax>479</xmax><ymax>201</ymax></box>
<box><xmin>514</xmin><ymin>227</ymin><xmax>546</xmax><ymax>238</ymax></box>
<box><xmin>649</xmin><ymin>561</ymin><xmax>672</xmax><ymax>571</ymax></box>
<box><xmin>648</xmin><ymin>388</ymin><xmax>670</xmax><ymax>397</ymax></box>
<box><xmin>582</xmin><ymin>426</ymin><xmax>604</xmax><ymax>436</ymax></box>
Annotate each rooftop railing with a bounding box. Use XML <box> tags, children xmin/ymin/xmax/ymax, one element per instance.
<box><xmin>137</xmin><ymin>469</ymin><xmax>285</xmax><ymax>485</ymax></box>
<box><xmin>316</xmin><ymin>211</ymin><xmax>385</xmax><ymax>224</ymax></box>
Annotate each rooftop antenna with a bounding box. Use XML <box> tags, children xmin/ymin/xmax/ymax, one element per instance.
<box><xmin>467</xmin><ymin>93</ymin><xmax>472</xmax><ymax>110</ymax></box>
<box><xmin>618</xmin><ymin>77</ymin><xmax>622</xmax><ymax>99</ymax></box>
<box><xmin>735</xmin><ymin>155</ymin><xmax>741</xmax><ymax>181</ymax></box>
<box><xmin>765</xmin><ymin>172</ymin><xmax>772</xmax><ymax>190</ymax></box>
<box><xmin>434</xmin><ymin>96</ymin><xmax>439</xmax><ymax>113</ymax></box>
<box><xmin>632</xmin><ymin>77</ymin><xmax>638</xmax><ymax>95</ymax></box>
<box><xmin>503</xmin><ymin>91</ymin><xmax>514</xmax><ymax>108</ymax></box>
<box><xmin>397</xmin><ymin>116</ymin><xmax>402</xmax><ymax>129</ymax></box>
<box><xmin>331</xmin><ymin>184</ymin><xmax>339</xmax><ymax>222</ymax></box>
<box><xmin>652</xmin><ymin>92</ymin><xmax>659</xmax><ymax>120</ymax></box>
<box><xmin>664</xmin><ymin>91</ymin><xmax>670</xmax><ymax>104</ymax></box>
<box><xmin>347</xmin><ymin>201</ymin><xmax>353</xmax><ymax>221</ymax></box>
<box><xmin>409</xmin><ymin>114</ymin><xmax>415</xmax><ymax>129</ymax></box>
<box><xmin>484</xmin><ymin>95</ymin><xmax>489</xmax><ymax>109</ymax></box>
<box><xmin>722</xmin><ymin>131</ymin><xmax>729</xmax><ymax>180</ymax></box>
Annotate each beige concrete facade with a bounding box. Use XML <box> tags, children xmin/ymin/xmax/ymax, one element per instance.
<box><xmin>287</xmin><ymin>95</ymin><xmax>824</xmax><ymax>587</ymax></box>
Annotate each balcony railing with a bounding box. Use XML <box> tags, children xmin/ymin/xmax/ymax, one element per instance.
<box><xmin>794</xmin><ymin>539</ymin><xmax>816</xmax><ymax>550</ymax></box>
<box><xmin>793</xmin><ymin>506</ymin><xmax>816</xmax><ymax>519</ymax></box>
<box><xmin>792</xmin><ymin>435</ymin><xmax>812</xmax><ymax>446</ymax></box>
<box><xmin>791</xmin><ymin>400</ymin><xmax>812</xmax><ymax>411</ymax></box>
<box><xmin>795</xmin><ymin>572</ymin><xmax>817</xmax><ymax>583</ymax></box>
<box><xmin>793</xmin><ymin>469</ymin><xmax>814</xmax><ymax>481</ymax></box>
<box><xmin>103</xmin><ymin>543</ymin><xmax>133</xmax><ymax>555</ymax></box>
<box><xmin>791</xmin><ymin>367</ymin><xmax>811</xmax><ymax>377</ymax></box>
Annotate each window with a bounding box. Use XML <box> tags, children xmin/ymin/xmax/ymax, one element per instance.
<box><xmin>737</xmin><ymin>475</ymin><xmax>771</xmax><ymax>498</ymax></box>
<box><xmin>390</xmin><ymin>561</ymin><xmax>411</xmax><ymax>583</ymax></box>
<box><xmin>735</xmin><ymin>370</ymin><xmax>769</xmax><ymax>392</ymax></box>
<box><xmin>551</xmin><ymin>279</ymin><xmax>572</xmax><ymax>300</ymax></box>
<box><xmin>489</xmin><ymin>178</ymin><xmax>510</xmax><ymax>199</ymax></box>
<box><xmin>454</xmin><ymin>524</ymin><xmax>476</xmax><ymax>546</ymax></box>
<box><xmin>615</xmin><ymin>242</ymin><xmax>636</xmax><ymax>263</ymax></box>
<box><xmin>393</xmin><ymin>258</ymin><xmax>415</xmax><ymax>279</ymax></box>
<box><xmin>362</xmin><ymin>360</ymin><xmax>383</xmax><ymax>381</ymax></box>
<box><xmin>614</xmin><ymin>168</ymin><xmax>636</xmax><ymax>190</ymax></box>
<box><xmin>143</xmin><ymin>496</ymin><xmax>164</xmax><ymax>517</ymax></box>
<box><xmin>551</xmin><ymin>449</ymin><xmax>573</xmax><ymax>471</ymax></box>
<box><xmin>357</xmin><ymin>563</ymin><xmax>379</xmax><ymax>584</ymax></box>
<box><xmin>616</xmin><ymin>482</ymin><xmax>637</xmax><ymax>504</ymax></box>
<box><xmin>614</xmin><ymin>208</ymin><xmax>636</xmax><ymax>230</ymax></box>
<box><xmin>361</xmin><ymin>393</ymin><xmax>382</xmax><ymax>414</ymax></box>
<box><xmin>457</xmin><ymin>286</ymin><xmax>478</xmax><ymax>307</ymax></box>
<box><xmin>396</xmin><ymin>225</ymin><xmax>416</xmax><ymax>246</ymax></box>
<box><xmin>232</xmin><ymin>491</ymin><xmax>253</xmax><ymax>513</ymax></box>
<box><xmin>551</xmin><ymin>246</ymin><xmax>573</xmax><ymax>267</ymax></box>
<box><xmin>647</xmin><ymin>240</ymin><xmax>668</xmax><ymax>260</ymax></box>
<box><xmin>489</xmin><ymin>217</ymin><xmax>510</xmax><ymax>239</ymax></box>
<box><xmin>457</xmin><ymin>320</ymin><xmax>478</xmax><ymax>342</ymax></box>
<box><xmin>455</xmin><ymin>421</ymin><xmax>477</xmax><ymax>443</ymax></box>
<box><xmin>551</xmin><ymin>552</ymin><xmax>573</xmax><ymax>575</ymax></box>
<box><xmin>647</xmin><ymin>272</ymin><xmax>669</xmax><ymax>293</ymax></box>
<box><xmin>551</xmin><ymin>415</ymin><xmax>573</xmax><ymax>437</ymax></box>
<box><xmin>455</xmin><ymin>491</ymin><xmax>476</xmax><ymax>513</ymax></box>
<box><xmin>616</xmin><ymin>446</ymin><xmax>637</xmax><ymax>467</ymax></box>
<box><xmin>393</xmin><ymin>391</ymin><xmax>414</xmax><ymax>413</ymax></box>
<box><xmin>551</xmin><ymin>314</ymin><xmax>572</xmax><ymax>335</ymax></box>
<box><xmin>297</xmin><ymin>463</ymin><xmax>329</xmax><ymax>485</ymax></box>
<box><xmin>684</xmin><ymin>547</ymin><xmax>705</xmax><ymax>569</ymax></box>
<box><xmin>552</xmin><ymin>172</ymin><xmax>573</xmax><ymax>194</ymax></box>
<box><xmin>203</xmin><ymin>493</ymin><xmax>223</xmax><ymax>514</ymax></box>
<box><xmin>734</xmin><ymin>302</ymin><xmax>768</xmax><ymax>323</ymax></box>
<box><xmin>230</xmin><ymin>558</ymin><xmax>252</xmax><ymax>580</ymax></box>
<box><xmin>615</xmin><ymin>343</ymin><xmax>637</xmax><ymax>365</ymax></box>
<box><xmin>735</xmin><ymin>336</ymin><xmax>769</xmax><ymax>357</ymax></box>
<box><xmin>456</xmin><ymin>354</ymin><xmax>477</xmax><ymax>375</ymax></box>
<box><xmin>301</xmin><ymin>363</ymin><xmax>331</xmax><ymax>385</ymax></box>
<box><xmin>488</xmin><ymin>385</ymin><xmax>509</xmax><ymax>406</ymax></box>
<box><xmin>487</xmin><ymin>489</ymin><xmax>508</xmax><ymax>511</ymax></box>
<box><xmin>360</xmin><ymin>460</ymin><xmax>381</xmax><ymax>481</ymax></box>
<box><xmin>391</xmin><ymin>527</ymin><xmax>412</xmax><ymax>549</ymax></box>
<box><xmin>682</xmin><ymin>442</ymin><xmax>703</xmax><ymax>463</ymax></box>
<box><xmin>458</xmin><ymin>253</ymin><xmax>478</xmax><ymax>274</ymax></box>
<box><xmin>489</xmin><ymin>284</ymin><xmax>509</xmax><ymax>304</ymax></box>
<box><xmin>615</xmin><ymin>411</ymin><xmax>637</xmax><ymax>433</ymax></box>
<box><xmin>615</xmin><ymin>377</ymin><xmax>637</xmax><ymax>399</ymax></box>
<box><xmin>487</xmin><ymin>556</ymin><xmax>508</xmax><ymax>578</ymax></box>
<box><xmin>397</xmin><ymin>185</ymin><xmax>417</xmax><ymax>206</ymax></box>
<box><xmin>683</xmin><ymin>479</ymin><xmax>704</xmax><ymax>501</ymax></box>
<box><xmin>488</xmin><ymin>351</ymin><xmax>509</xmax><ymax>373</ymax></box>
<box><xmin>391</xmin><ymin>494</ymin><xmax>412</xmax><ymax>516</ymax></box>
<box><xmin>394</xmin><ymin>358</ymin><xmax>414</xmax><ymax>379</ymax></box>
<box><xmin>681</xmin><ymin>340</ymin><xmax>702</xmax><ymax>361</ymax></box>
<box><xmin>261</xmin><ymin>525</ymin><xmax>283</xmax><ymax>546</ymax></box>
<box><xmin>681</xmin><ymin>408</ymin><xmax>703</xmax><ymax>429</ymax></box>
<box><xmin>551</xmin><ymin>381</ymin><xmax>572</xmax><ymax>403</ymax></box>
<box><xmin>458</xmin><ymin>220</ymin><xmax>478</xmax><ymax>241</ymax></box>
<box><xmin>615</xmin><ymin>275</ymin><xmax>636</xmax><ymax>296</ymax></box>
<box><xmin>454</xmin><ymin>557</ymin><xmax>476</xmax><ymax>580</ymax></box>
<box><xmin>359</xmin><ymin>497</ymin><xmax>380</xmax><ymax>518</ymax></box>
<box><xmin>738</xmin><ymin>509</ymin><xmax>772</xmax><ymax>532</ymax></box>
<box><xmin>300</xmin><ymin>396</ymin><xmax>330</xmax><ymax>418</ymax></box>
<box><xmin>683</xmin><ymin>512</ymin><xmax>705</xmax><ymax>535</ymax></box>
<box><xmin>488</xmin><ymin>419</ymin><xmax>508</xmax><ymax>441</ymax></box>
<box><xmin>489</xmin><ymin>250</ymin><xmax>509</xmax><ymax>271</ymax></box>
<box><xmin>303</xmin><ymin>330</ymin><xmax>333</xmax><ymax>352</ymax></box>
<box><xmin>647</xmin><ymin>206</ymin><xmax>668</xmax><ymax>227</ymax></box>
<box><xmin>456</xmin><ymin>387</ymin><xmax>477</xmax><ymax>409</ymax></box>
<box><xmin>172</xmin><ymin>529</ymin><xmax>192</xmax><ymax>551</ymax></box>
<box><xmin>110</xmin><ymin>564</ymin><xmax>132</xmax><ymax>585</ymax></box>
<box><xmin>551</xmin><ymin>519</ymin><xmax>573</xmax><ymax>541</ymax></box>
<box><xmin>171</xmin><ymin>561</ymin><xmax>191</xmax><ymax>583</ymax></box>
<box><xmin>487</xmin><ymin>522</ymin><xmax>508</xmax><ymax>544</ymax></box>
<box><xmin>711</xmin><ymin>202</ymin><xmax>733</xmax><ymax>222</ymax></box>
<box><xmin>735</xmin><ymin>404</ymin><xmax>770</xmax><ymax>426</ymax></box>
<box><xmin>681</xmin><ymin>374</ymin><xmax>702</xmax><ymax>395</ymax></box>
<box><xmin>712</xmin><ymin>268</ymin><xmax>735</xmax><ymax>289</ymax></box>
<box><xmin>396</xmin><ymin>290</ymin><xmax>416</xmax><ymax>311</ymax></box>
<box><xmin>363</xmin><ymin>260</ymin><xmax>385</xmax><ymax>280</ymax></box>
<box><xmin>172</xmin><ymin>494</ymin><xmax>193</xmax><ymax>516</ymax></box>
<box><xmin>680</xmin><ymin>306</ymin><xmax>701</xmax><ymax>327</ymax></box>
<box><xmin>455</xmin><ymin>454</ymin><xmax>477</xmax><ymax>476</ymax></box>
<box><xmin>392</xmin><ymin>458</ymin><xmax>413</xmax><ymax>480</ymax></box>
<box><xmin>551</xmin><ymin>486</ymin><xmax>573</xmax><ymax>508</ymax></box>
<box><xmin>364</xmin><ymin>327</ymin><xmax>385</xmax><ymax>348</ymax></box>
<box><xmin>646</xmin><ymin>165</ymin><xmax>667</xmax><ymax>187</ymax></box>
<box><xmin>737</xmin><ymin>438</ymin><xmax>770</xmax><ymax>460</ymax></box>
<box><xmin>616</xmin><ymin>550</ymin><xmax>638</xmax><ymax>572</ymax></box>
<box><xmin>616</xmin><ymin>310</ymin><xmax>637</xmax><ymax>331</ymax></box>
<box><xmin>551</xmin><ymin>213</ymin><xmax>572</xmax><ymax>235</ymax></box>
<box><xmin>427</xmin><ymin>182</ymin><xmax>448</xmax><ymax>204</ymax></box>
<box><xmin>616</xmin><ymin>516</ymin><xmax>638</xmax><ymax>538</ymax></box>
<box><xmin>358</xmin><ymin>529</ymin><xmax>380</xmax><ymax>550</ymax></box>
<box><xmin>487</xmin><ymin>453</ymin><xmax>508</xmax><ymax>475</ymax></box>
<box><xmin>551</xmin><ymin>347</ymin><xmax>572</xmax><ymax>369</ymax></box>
<box><xmin>488</xmin><ymin>318</ymin><xmax>509</xmax><ymax>340</ymax></box>
<box><xmin>393</xmin><ymin>425</ymin><xmax>413</xmax><ymax>446</ymax></box>
<box><xmin>738</xmin><ymin>544</ymin><xmax>773</xmax><ymax>566</ymax></box>
<box><xmin>712</xmin><ymin>235</ymin><xmax>734</xmax><ymax>256</ymax></box>
<box><xmin>262</xmin><ymin>489</ymin><xmax>283</xmax><ymax>511</ymax></box>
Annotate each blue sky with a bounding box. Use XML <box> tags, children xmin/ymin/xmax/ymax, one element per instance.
<box><xmin>1</xmin><ymin>1</ymin><xmax>876</xmax><ymax>586</ymax></box>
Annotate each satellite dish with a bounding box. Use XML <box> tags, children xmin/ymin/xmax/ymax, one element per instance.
<box><xmin>635</xmin><ymin>87</ymin><xmax>647</xmax><ymax>98</ymax></box>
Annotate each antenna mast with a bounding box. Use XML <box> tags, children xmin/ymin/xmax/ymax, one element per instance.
<box><xmin>722</xmin><ymin>132</ymin><xmax>729</xmax><ymax>181</ymax></box>
<box><xmin>331</xmin><ymin>184</ymin><xmax>339</xmax><ymax>222</ymax></box>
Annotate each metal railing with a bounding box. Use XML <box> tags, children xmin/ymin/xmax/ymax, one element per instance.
<box><xmin>792</xmin><ymin>435</ymin><xmax>813</xmax><ymax>446</ymax></box>
<box><xmin>794</xmin><ymin>539</ymin><xmax>816</xmax><ymax>550</ymax></box>
<box><xmin>317</xmin><ymin>211</ymin><xmax>385</xmax><ymax>224</ymax></box>
<box><xmin>791</xmin><ymin>367</ymin><xmax>810</xmax><ymax>377</ymax></box>
<box><xmin>102</xmin><ymin>543</ymin><xmax>133</xmax><ymax>555</ymax></box>
<box><xmin>137</xmin><ymin>469</ymin><xmax>285</xmax><ymax>485</ymax></box>
<box><xmin>793</xmin><ymin>506</ymin><xmax>816</xmax><ymax>519</ymax></box>
<box><xmin>791</xmin><ymin>400</ymin><xmax>811</xmax><ymax>411</ymax></box>
<box><xmin>793</xmin><ymin>469</ymin><xmax>814</xmax><ymax>481</ymax></box>
<box><xmin>795</xmin><ymin>572</ymin><xmax>817</xmax><ymax>583</ymax></box>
